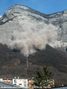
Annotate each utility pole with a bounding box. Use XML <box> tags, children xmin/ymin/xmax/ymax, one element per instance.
<box><xmin>26</xmin><ymin>55</ymin><xmax>29</xmax><ymax>78</ymax></box>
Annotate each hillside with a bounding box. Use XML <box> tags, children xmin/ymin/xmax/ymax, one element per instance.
<box><xmin>0</xmin><ymin>44</ymin><xmax>67</xmax><ymax>84</ymax></box>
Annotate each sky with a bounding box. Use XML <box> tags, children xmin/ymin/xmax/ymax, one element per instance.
<box><xmin>0</xmin><ymin>0</ymin><xmax>67</xmax><ymax>15</ymax></box>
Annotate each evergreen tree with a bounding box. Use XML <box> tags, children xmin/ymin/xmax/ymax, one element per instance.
<box><xmin>34</xmin><ymin>66</ymin><xmax>52</xmax><ymax>88</ymax></box>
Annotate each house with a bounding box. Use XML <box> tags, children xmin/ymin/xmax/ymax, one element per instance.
<box><xmin>0</xmin><ymin>81</ymin><xmax>17</xmax><ymax>88</ymax></box>
<box><xmin>3</xmin><ymin>79</ymin><xmax>12</xmax><ymax>84</ymax></box>
<box><xmin>28</xmin><ymin>79</ymin><xmax>34</xmax><ymax>89</ymax></box>
<box><xmin>12</xmin><ymin>77</ymin><xmax>28</xmax><ymax>88</ymax></box>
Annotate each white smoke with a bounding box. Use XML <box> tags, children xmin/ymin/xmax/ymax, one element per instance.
<box><xmin>8</xmin><ymin>23</ymin><xmax>58</xmax><ymax>57</ymax></box>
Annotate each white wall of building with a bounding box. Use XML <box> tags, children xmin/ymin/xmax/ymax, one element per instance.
<box><xmin>12</xmin><ymin>78</ymin><xmax>28</xmax><ymax>88</ymax></box>
<box><xmin>0</xmin><ymin>78</ymin><xmax>3</xmax><ymax>82</ymax></box>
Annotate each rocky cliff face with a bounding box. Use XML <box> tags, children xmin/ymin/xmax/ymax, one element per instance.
<box><xmin>0</xmin><ymin>5</ymin><xmax>67</xmax><ymax>55</ymax></box>
<box><xmin>49</xmin><ymin>11</ymin><xmax>67</xmax><ymax>42</ymax></box>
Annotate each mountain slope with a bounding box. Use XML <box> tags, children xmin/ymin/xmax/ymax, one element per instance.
<box><xmin>0</xmin><ymin>4</ymin><xmax>67</xmax><ymax>85</ymax></box>
<box><xmin>0</xmin><ymin>5</ymin><xmax>67</xmax><ymax>51</ymax></box>
<box><xmin>0</xmin><ymin>4</ymin><xmax>58</xmax><ymax>56</ymax></box>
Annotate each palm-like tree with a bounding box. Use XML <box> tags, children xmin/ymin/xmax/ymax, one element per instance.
<box><xmin>34</xmin><ymin>66</ymin><xmax>52</xmax><ymax>89</ymax></box>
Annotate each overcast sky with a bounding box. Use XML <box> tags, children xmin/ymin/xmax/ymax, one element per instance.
<box><xmin>0</xmin><ymin>0</ymin><xmax>67</xmax><ymax>15</ymax></box>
